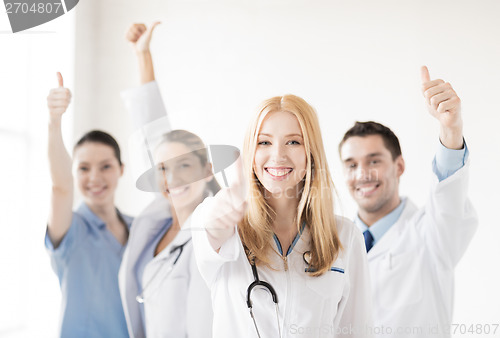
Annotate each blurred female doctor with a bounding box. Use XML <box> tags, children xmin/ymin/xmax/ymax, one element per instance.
<box><xmin>118</xmin><ymin>22</ymin><xmax>217</xmax><ymax>338</ymax></box>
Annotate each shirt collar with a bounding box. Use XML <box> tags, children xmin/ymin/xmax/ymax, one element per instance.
<box><xmin>77</xmin><ymin>203</ymin><xmax>132</xmax><ymax>230</ymax></box>
<box><xmin>354</xmin><ymin>197</ymin><xmax>407</xmax><ymax>244</ymax></box>
<box><xmin>273</xmin><ymin>221</ymin><xmax>306</xmax><ymax>256</ymax></box>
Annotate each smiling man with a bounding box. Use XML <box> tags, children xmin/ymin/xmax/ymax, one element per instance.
<box><xmin>338</xmin><ymin>67</ymin><xmax>478</xmax><ymax>338</ymax></box>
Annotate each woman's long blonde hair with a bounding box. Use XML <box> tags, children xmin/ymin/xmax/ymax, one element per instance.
<box><xmin>239</xmin><ymin>94</ymin><xmax>342</xmax><ymax>276</ymax></box>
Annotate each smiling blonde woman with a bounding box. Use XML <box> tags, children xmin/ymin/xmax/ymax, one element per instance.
<box><xmin>192</xmin><ymin>94</ymin><xmax>374</xmax><ymax>338</ymax></box>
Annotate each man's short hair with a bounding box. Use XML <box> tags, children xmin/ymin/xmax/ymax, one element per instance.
<box><xmin>339</xmin><ymin>121</ymin><xmax>402</xmax><ymax>160</ymax></box>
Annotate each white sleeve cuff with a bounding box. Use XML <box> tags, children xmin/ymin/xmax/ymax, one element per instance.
<box><xmin>191</xmin><ymin>197</ymin><xmax>241</xmax><ymax>287</ymax></box>
<box><xmin>217</xmin><ymin>228</ymin><xmax>240</xmax><ymax>262</ymax></box>
<box><xmin>120</xmin><ymin>81</ymin><xmax>170</xmax><ymax>130</ymax></box>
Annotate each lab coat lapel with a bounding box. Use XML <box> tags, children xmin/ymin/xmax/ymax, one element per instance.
<box><xmin>153</xmin><ymin>214</ymin><xmax>193</xmax><ymax>261</ymax></box>
<box><xmin>160</xmin><ymin>192</ymin><xmax>213</xmax><ymax>253</ymax></box>
<box><xmin>121</xmin><ymin>196</ymin><xmax>172</xmax><ymax>337</ymax></box>
<box><xmin>172</xmin><ymin>214</ymin><xmax>194</xmax><ymax>245</ymax></box>
<box><xmin>367</xmin><ymin>199</ymin><xmax>418</xmax><ymax>261</ymax></box>
<box><xmin>128</xmin><ymin>196</ymin><xmax>172</xmax><ymax>262</ymax></box>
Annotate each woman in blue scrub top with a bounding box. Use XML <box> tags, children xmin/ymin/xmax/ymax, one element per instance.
<box><xmin>46</xmin><ymin>73</ymin><xmax>132</xmax><ymax>337</ymax></box>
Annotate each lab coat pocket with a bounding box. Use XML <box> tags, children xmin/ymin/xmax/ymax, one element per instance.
<box><xmin>302</xmin><ymin>267</ymin><xmax>346</xmax><ymax>324</ymax></box>
<box><xmin>145</xmin><ymin>277</ymin><xmax>189</xmax><ymax>337</ymax></box>
<box><xmin>376</xmin><ymin>251</ymin><xmax>423</xmax><ymax>310</ymax></box>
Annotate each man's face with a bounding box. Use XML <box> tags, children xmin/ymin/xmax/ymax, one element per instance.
<box><xmin>340</xmin><ymin>135</ymin><xmax>404</xmax><ymax>216</ymax></box>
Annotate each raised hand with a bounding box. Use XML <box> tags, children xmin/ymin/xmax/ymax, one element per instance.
<box><xmin>47</xmin><ymin>72</ymin><xmax>72</xmax><ymax>119</ymax></box>
<box><xmin>125</xmin><ymin>22</ymin><xmax>161</xmax><ymax>53</ymax></box>
<box><xmin>46</xmin><ymin>72</ymin><xmax>74</xmax><ymax>247</ymax></box>
<box><xmin>205</xmin><ymin>155</ymin><xmax>248</xmax><ymax>251</ymax></box>
<box><xmin>421</xmin><ymin>66</ymin><xmax>463</xmax><ymax>149</ymax></box>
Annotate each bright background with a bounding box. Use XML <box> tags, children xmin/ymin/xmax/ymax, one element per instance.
<box><xmin>0</xmin><ymin>0</ymin><xmax>499</xmax><ymax>337</ymax></box>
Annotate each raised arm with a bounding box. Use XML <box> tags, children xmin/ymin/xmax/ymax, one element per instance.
<box><xmin>420</xmin><ymin>66</ymin><xmax>477</xmax><ymax>267</ymax></box>
<box><xmin>47</xmin><ymin>72</ymin><xmax>74</xmax><ymax>247</ymax></box>
<box><xmin>191</xmin><ymin>157</ymin><xmax>247</xmax><ymax>287</ymax></box>
<box><xmin>125</xmin><ymin>22</ymin><xmax>161</xmax><ymax>84</ymax></box>
<box><xmin>121</xmin><ymin>22</ymin><xmax>170</xmax><ymax>188</ymax></box>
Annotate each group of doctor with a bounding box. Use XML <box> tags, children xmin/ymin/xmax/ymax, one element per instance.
<box><xmin>45</xmin><ymin>21</ymin><xmax>477</xmax><ymax>338</ymax></box>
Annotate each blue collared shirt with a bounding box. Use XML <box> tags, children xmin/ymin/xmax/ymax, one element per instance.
<box><xmin>45</xmin><ymin>203</ymin><xmax>133</xmax><ymax>338</ymax></box>
<box><xmin>433</xmin><ymin>139</ymin><xmax>469</xmax><ymax>182</ymax></box>
<box><xmin>355</xmin><ymin>141</ymin><xmax>469</xmax><ymax>246</ymax></box>
<box><xmin>356</xmin><ymin>198</ymin><xmax>407</xmax><ymax>245</ymax></box>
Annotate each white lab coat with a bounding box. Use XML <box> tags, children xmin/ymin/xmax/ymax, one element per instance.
<box><xmin>192</xmin><ymin>197</ymin><xmax>374</xmax><ymax>338</ymax></box>
<box><xmin>118</xmin><ymin>82</ymin><xmax>213</xmax><ymax>338</ymax></box>
<box><xmin>119</xmin><ymin>197</ymin><xmax>213</xmax><ymax>338</ymax></box>
<box><xmin>366</xmin><ymin>160</ymin><xmax>478</xmax><ymax>338</ymax></box>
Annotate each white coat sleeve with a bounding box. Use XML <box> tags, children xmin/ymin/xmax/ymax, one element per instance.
<box><xmin>120</xmin><ymin>81</ymin><xmax>170</xmax><ymax>131</ymax></box>
<box><xmin>191</xmin><ymin>196</ymin><xmax>241</xmax><ymax>288</ymax></box>
<box><xmin>334</xmin><ymin>222</ymin><xmax>374</xmax><ymax>338</ymax></box>
<box><xmin>186</xmin><ymin>247</ymin><xmax>214</xmax><ymax>338</ymax></box>
<box><xmin>421</xmin><ymin>159</ymin><xmax>478</xmax><ymax>268</ymax></box>
<box><xmin>120</xmin><ymin>81</ymin><xmax>173</xmax><ymax>187</ymax></box>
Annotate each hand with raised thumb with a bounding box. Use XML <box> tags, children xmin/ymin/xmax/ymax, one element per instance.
<box><xmin>47</xmin><ymin>72</ymin><xmax>72</xmax><ymax>119</ymax></box>
<box><xmin>420</xmin><ymin>66</ymin><xmax>463</xmax><ymax>149</ymax></box>
<box><xmin>125</xmin><ymin>22</ymin><xmax>161</xmax><ymax>53</ymax></box>
<box><xmin>204</xmin><ymin>154</ymin><xmax>248</xmax><ymax>251</ymax></box>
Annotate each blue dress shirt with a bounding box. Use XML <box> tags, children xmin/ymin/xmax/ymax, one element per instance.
<box><xmin>45</xmin><ymin>203</ymin><xmax>133</xmax><ymax>338</ymax></box>
<box><xmin>355</xmin><ymin>141</ymin><xmax>469</xmax><ymax>247</ymax></box>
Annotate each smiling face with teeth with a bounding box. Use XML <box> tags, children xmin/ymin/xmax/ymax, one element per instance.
<box><xmin>74</xmin><ymin>142</ymin><xmax>124</xmax><ymax>208</ymax></box>
<box><xmin>253</xmin><ymin>111</ymin><xmax>307</xmax><ymax>197</ymax></box>
<box><xmin>340</xmin><ymin>134</ymin><xmax>405</xmax><ymax>225</ymax></box>
<box><xmin>155</xmin><ymin>141</ymin><xmax>212</xmax><ymax>213</ymax></box>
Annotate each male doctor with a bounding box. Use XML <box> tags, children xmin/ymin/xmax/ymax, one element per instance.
<box><xmin>338</xmin><ymin>67</ymin><xmax>478</xmax><ymax>338</ymax></box>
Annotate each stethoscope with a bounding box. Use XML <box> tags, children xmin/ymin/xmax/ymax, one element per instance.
<box><xmin>136</xmin><ymin>238</ymin><xmax>191</xmax><ymax>303</ymax></box>
<box><xmin>247</xmin><ymin>258</ymin><xmax>282</xmax><ymax>338</ymax></box>
<box><xmin>246</xmin><ymin>251</ymin><xmax>314</xmax><ymax>338</ymax></box>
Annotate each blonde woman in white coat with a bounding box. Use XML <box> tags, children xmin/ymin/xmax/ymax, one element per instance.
<box><xmin>191</xmin><ymin>95</ymin><xmax>373</xmax><ymax>337</ymax></box>
<box><xmin>118</xmin><ymin>22</ymin><xmax>217</xmax><ymax>338</ymax></box>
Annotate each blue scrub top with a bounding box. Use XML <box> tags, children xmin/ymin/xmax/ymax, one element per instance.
<box><xmin>45</xmin><ymin>203</ymin><xmax>133</xmax><ymax>338</ymax></box>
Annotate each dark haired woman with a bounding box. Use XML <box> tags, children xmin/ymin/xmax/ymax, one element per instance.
<box><xmin>45</xmin><ymin>73</ymin><xmax>132</xmax><ymax>337</ymax></box>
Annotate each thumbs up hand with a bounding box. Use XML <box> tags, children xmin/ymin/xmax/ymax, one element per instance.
<box><xmin>125</xmin><ymin>22</ymin><xmax>161</xmax><ymax>53</ymax></box>
<box><xmin>421</xmin><ymin>66</ymin><xmax>463</xmax><ymax>149</ymax></box>
<box><xmin>204</xmin><ymin>155</ymin><xmax>248</xmax><ymax>252</ymax></box>
<box><xmin>47</xmin><ymin>72</ymin><xmax>72</xmax><ymax>119</ymax></box>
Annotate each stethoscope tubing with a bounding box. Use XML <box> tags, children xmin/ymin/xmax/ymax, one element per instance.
<box><xmin>247</xmin><ymin>259</ymin><xmax>282</xmax><ymax>338</ymax></box>
<box><xmin>246</xmin><ymin>251</ymin><xmax>314</xmax><ymax>338</ymax></box>
<box><xmin>136</xmin><ymin>238</ymin><xmax>191</xmax><ymax>303</ymax></box>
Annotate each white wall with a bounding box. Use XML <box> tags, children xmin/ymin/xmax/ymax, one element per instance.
<box><xmin>0</xmin><ymin>7</ymin><xmax>75</xmax><ymax>337</ymax></box>
<box><xmin>76</xmin><ymin>0</ymin><xmax>499</xmax><ymax>327</ymax></box>
<box><xmin>3</xmin><ymin>0</ymin><xmax>498</xmax><ymax>336</ymax></box>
